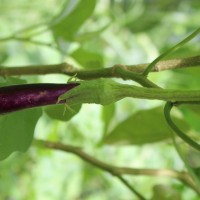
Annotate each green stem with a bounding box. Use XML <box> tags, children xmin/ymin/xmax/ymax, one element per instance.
<box><xmin>0</xmin><ymin>55</ymin><xmax>200</xmax><ymax>77</ymax></box>
<box><xmin>58</xmin><ymin>79</ymin><xmax>200</xmax><ymax>107</ymax></box>
<box><xmin>164</xmin><ymin>102</ymin><xmax>200</xmax><ymax>151</ymax></box>
<box><xmin>143</xmin><ymin>27</ymin><xmax>200</xmax><ymax>76</ymax></box>
<box><xmin>0</xmin><ymin>35</ymin><xmax>54</xmax><ymax>48</ymax></box>
<box><xmin>117</xmin><ymin>83</ymin><xmax>200</xmax><ymax>103</ymax></box>
<box><xmin>12</xmin><ymin>22</ymin><xmax>47</xmax><ymax>36</ymax></box>
<box><xmin>117</xmin><ymin>176</ymin><xmax>146</xmax><ymax>200</ymax></box>
<box><xmin>114</xmin><ymin>66</ymin><xmax>160</xmax><ymax>88</ymax></box>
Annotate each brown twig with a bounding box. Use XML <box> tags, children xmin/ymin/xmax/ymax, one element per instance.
<box><xmin>0</xmin><ymin>55</ymin><xmax>199</xmax><ymax>78</ymax></box>
<box><xmin>34</xmin><ymin>139</ymin><xmax>146</xmax><ymax>200</ymax></box>
<box><xmin>33</xmin><ymin>139</ymin><xmax>200</xmax><ymax>195</ymax></box>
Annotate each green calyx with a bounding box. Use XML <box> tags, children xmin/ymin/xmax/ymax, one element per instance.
<box><xmin>58</xmin><ymin>78</ymin><xmax>200</xmax><ymax>106</ymax></box>
<box><xmin>58</xmin><ymin>79</ymin><xmax>123</xmax><ymax>106</ymax></box>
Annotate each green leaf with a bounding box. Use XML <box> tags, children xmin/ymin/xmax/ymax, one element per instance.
<box><xmin>185</xmin><ymin>148</ymin><xmax>200</xmax><ymax>168</ymax></box>
<box><xmin>172</xmin><ymin>140</ymin><xmax>200</xmax><ymax>194</ymax></box>
<box><xmin>75</xmin><ymin>22</ymin><xmax>111</xmax><ymax>42</ymax></box>
<box><xmin>44</xmin><ymin>104</ymin><xmax>81</xmax><ymax>121</ymax></box>
<box><xmin>0</xmin><ymin>108</ymin><xmax>42</xmax><ymax>160</ymax></box>
<box><xmin>71</xmin><ymin>47</ymin><xmax>103</xmax><ymax>68</ymax></box>
<box><xmin>169</xmin><ymin>68</ymin><xmax>200</xmax><ymax>90</ymax></box>
<box><xmin>151</xmin><ymin>184</ymin><xmax>182</xmax><ymax>200</ymax></box>
<box><xmin>101</xmin><ymin>104</ymin><xmax>115</xmax><ymax>136</ymax></box>
<box><xmin>52</xmin><ymin>0</ymin><xmax>96</xmax><ymax>41</ymax></box>
<box><xmin>125</xmin><ymin>13</ymin><xmax>161</xmax><ymax>33</ymax></box>
<box><xmin>104</xmin><ymin>106</ymin><xmax>188</xmax><ymax>145</ymax></box>
<box><xmin>0</xmin><ymin>51</ymin><xmax>8</xmax><ymax>64</ymax></box>
<box><xmin>122</xmin><ymin>0</ymin><xmax>181</xmax><ymax>33</ymax></box>
<box><xmin>0</xmin><ymin>77</ymin><xmax>26</xmax><ymax>86</ymax></box>
<box><xmin>0</xmin><ymin>77</ymin><xmax>42</xmax><ymax>160</ymax></box>
<box><xmin>180</xmin><ymin>105</ymin><xmax>200</xmax><ymax>132</ymax></box>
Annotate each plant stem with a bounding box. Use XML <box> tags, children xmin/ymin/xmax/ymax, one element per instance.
<box><xmin>164</xmin><ymin>102</ymin><xmax>200</xmax><ymax>151</ymax></box>
<box><xmin>0</xmin><ymin>55</ymin><xmax>200</xmax><ymax>78</ymax></box>
<box><xmin>143</xmin><ymin>27</ymin><xmax>200</xmax><ymax>76</ymax></box>
<box><xmin>0</xmin><ymin>35</ymin><xmax>54</xmax><ymax>48</ymax></box>
<box><xmin>117</xmin><ymin>176</ymin><xmax>146</xmax><ymax>200</ymax></box>
<box><xmin>116</xmin><ymin>83</ymin><xmax>200</xmax><ymax>102</ymax></box>
<box><xmin>34</xmin><ymin>139</ymin><xmax>146</xmax><ymax>199</ymax></box>
<box><xmin>33</xmin><ymin>139</ymin><xmax>199</xmax><ymax>194</ymax></box>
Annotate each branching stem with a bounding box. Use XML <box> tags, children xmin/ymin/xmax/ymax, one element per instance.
<box><xmin>33</xmin><ymin>139</ymin><xmax>199</xmax><ymax>194</ymax></box>
<box><xmin>0</xmin><ymin>55</ymin><xmax>200</xmax><ymax>78</ymax></box>
<box><xmin>34</xmin><ymin>139</ymin><xmax>146</xmax><ymax>200</ymax></box>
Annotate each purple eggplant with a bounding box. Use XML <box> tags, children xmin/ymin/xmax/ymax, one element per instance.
<box><xmin>0</xmin><ymin>83</ymin><xmax>79</xmax><ymax>114</ymax></box>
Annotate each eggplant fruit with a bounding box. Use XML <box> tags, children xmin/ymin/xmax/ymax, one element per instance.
<box><xmin>0</xmin><ymin>83</ymin><xmax>79</xmax><ymax>114</ymax></box>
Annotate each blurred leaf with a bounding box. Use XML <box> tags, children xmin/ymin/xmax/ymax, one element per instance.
<box><xmin>125</xmin><ymin>13</ymin><xmax>162</xmax><ymax>33</ymax></box>
<box><xmin>26</xmin><ymin>49</ymin><xmax>45</xmax><ymax>64</ymax></box>
<box><xmin>104</xmin><ymin>106</ymin><xmax>189</xmax><ymax>145</ymax></box>
<box><xmin>122</xmin><ymin>0</ymin><xmax>181</xmax><ymax>33</ymax></box>
<box><xmin>76</xmin><ymin>22</ymin><xmax>111</xmax><ymax>42</ymax></box>
<box><xmin>0</xmin><ymin>77</ymin><xmax>26</xmax><ymax>86</ymax></box>
<box><xmin>44</xmin><ymin>104</ymin><xmax>81</xmax><ymax>121</ymax></box>
<box><xmin>104</xmin><ymin>106</ymin><xmax>170</xmax><ymax>145</ymax></box>
<box><xmin>185</xmin><ymin>148</ymin><xmax>200</xmax><ymax>168</ymax></box>
<box><xmin>0</xmin><ymin>51</ymin><xmax>8</xmax><ymax>64</ymax></box>
<box><xmin>180</xmin><ymin>105</ymin><xmax>200</xmax><ymax>132</ymax></box>
<box><xmin>80</xmin><ymin>163</ymin><xmax>109</xmax><ymax>197</ymax></box>
<box><xmin>51</xmin><ymin>0</ymin><xmax>78</xmax><ymax>23</ymax></box>
<box><xmin>71</xmin><ymin>47</ymin><xmax>104</xmax><ymax>68</ymax></box>
<box><xmin>52</xmin><ymin>0</ymin><xmax>96</xmax><ymax>41</ymax></box>
<box><xmin>144</xmin><ymin>0</ymin><xmax>182</xmax><ymax>11</ymax></box>
<box><xmin>170</xmin><ymin>68</ymin><xmax>200</xmax><ymax>90</ymax></box>
<box><xmin>0</xmin><ymin>77</ymin><xmax>42</xmax><ymax>160</ymax></box>
<box><xmin>183</xmin><ymin>104</ymin><xmax>200</xmax><ymax>115</ymax></box>
<box><xmin>101</xmin><ymin>104</ymin><xmax>115</xmax><ymax>136</ymax></box>
<box><xmin>151</xmin><ymin>184</ymin><xmax>182</xmax><ymax>200</ymax></box>
<box><xmin>176</xmin><ymin>132</ymin><xmax>200</xmax><ymax>181</ymax></box>
<box><xmin>173</xmin><ymin>139</ymin><xmax>200</xmax><ymax>194</ymax></box>
<box><xmin>0</xmin><ymin>108</ymin><xmax>42</xmax><ymax>160</ymax></box>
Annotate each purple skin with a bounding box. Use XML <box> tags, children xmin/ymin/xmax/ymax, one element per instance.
<box><xmin>0</xmin><ymin>83</ymin><xmax>79</xmax><ymax>114</ymax></box>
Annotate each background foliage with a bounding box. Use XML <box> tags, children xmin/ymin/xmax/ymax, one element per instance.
<box><xmin>0</xmin><ymin>0</ymin><xmax>200</xmax><ymax>199</ymax></box>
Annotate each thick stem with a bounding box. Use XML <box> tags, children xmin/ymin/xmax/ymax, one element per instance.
<box><xmin>117</xmin><ymin>84</ymin><xmax>200</xmax><ymax>102</ymax></box>
<box><xmin>0</xmin><ymin>55</ymin><xmax>200</xmax><ymax>77</ymax></box>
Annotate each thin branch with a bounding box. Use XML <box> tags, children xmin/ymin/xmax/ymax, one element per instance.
<box><xmin>0</xmin><ymin>22</ymin><xmax>47</xmax><ymax>39</ymax></box>
<box><xmin>0</xmin><ymin>55</ymin><xmax>199</xmax><ymax>79</ymax></box>
<box><xmin>132</xmin><ymin>55</ymin><xmax>200</xmax><ymax>73</ymax></box>
<box><xmin>142</xmin><ymin>27</ymin><xmax>200</xmax><ymax>76</ymax></box>
<box><xmin>33</xmin><ymin>139</ymin><xmax>199</xmax><ymax>194</ymax></box>
<box><xmin>34</xmin><ymin>139</ymin><xmax>146</xmax><ymax>200</ymax></box>
<box><xmin>117</xmin><ymin>176</ymin><xmax>146</xmax><ymax>200</ymax></box>
<box><xmin>0</xmin><ymin>35</ymin><xmax>55</xmax><ymax>48</ymax></box>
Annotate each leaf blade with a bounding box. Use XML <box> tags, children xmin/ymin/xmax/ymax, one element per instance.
<box><xmin>0</xmin><ymin>108</ymin><xmax>42</xmax><ymax>160</ymax></box>
<box><xmin>52</xmin><ymin>0</ymin><xmax>96</xmax><ymax>41</ymax></box>
<box><xmin>44</xmin><ymin>104</ymin><xmax>81</xmax><ymax>121</ymax></box>
<box><xmin>104</xmin><ymin>106</ymin><xmax>189</xmax><ymax>145</ymax></box>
